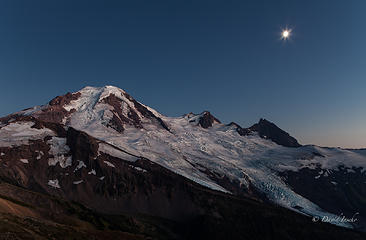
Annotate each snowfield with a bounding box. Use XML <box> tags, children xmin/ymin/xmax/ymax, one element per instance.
<box><xmin>0</xmin><ymin>122</ymin><xmax>55</xmax><ymax>147</ymax></box>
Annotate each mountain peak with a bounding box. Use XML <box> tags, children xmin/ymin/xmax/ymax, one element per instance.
<box><xmin>18</xmin><ymin>85</ymin><xmax>170</xmax><ymax>133</ymax></box>
<box><xmin>185</xmin><ymin>111</ymin><xmax>221</xmax><ymax>128</ymax></box>
<box><xmin>82</xmin><ymin>85</ymin><xmax>126</xmax><ymax>92</ymax></box>
<box><xmin>249</xmin><ymin>118</ymin><xmax>301</xmax><ymax>147</ymax></box>
<box><xmin>199</xmin><ymin>111</ymin><xmax>221</xmax><ymax>128</ymax></box>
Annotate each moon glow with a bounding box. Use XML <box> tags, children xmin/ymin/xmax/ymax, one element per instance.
<box><xmin>281</xmin><ymin>29</ymin><xmax>292</xmax><ymax>40</ymax></box>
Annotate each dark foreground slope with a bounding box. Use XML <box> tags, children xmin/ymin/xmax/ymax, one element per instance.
<box><xmin>0</xmin><ymin>117</ymin><xmax>364</xmax><ymax>239</ymax></box>
<box><xmin>0</xmin><ymin>176</ymin><xmax>365</xmax><ymax>240</ymax></box>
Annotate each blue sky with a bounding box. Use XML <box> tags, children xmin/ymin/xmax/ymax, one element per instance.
<box><xmin>0</xmin><ymin>0</ymin><xmax>365</xmax><ymax>148</ymax></box>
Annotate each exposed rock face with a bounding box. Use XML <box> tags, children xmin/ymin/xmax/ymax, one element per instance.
<box><xmin>101</xmin><ymin>93</ymin><xmax>171</xmax><ymax>133</ymax></box>
<box><xmin>49</xmin><ymin>92</ymin><xmax>81</xmax><ymax>106</ymax></box>
<box><xmin>198</xmin><ymin>111</ymin><xmax>221</xmax><ymax>128</ymax></box>
<box><xmin>101</xmin><ymin>94</ymin><xmax>139</xmax><ymax>132</ymax></box>
<box><xmin>249</xmin><ymin>118</ymin><xmax>301</xmax><ymax>147</ymax></box>
<box><xmin>227</xmin><ymin>122</ymin><xmax>252</xmax><ymax>136</ymax></box>
<box><xmin>185</xmin><ymin>111</ymin><xmax>221</xmax><ymax>128</ymax></box>
<box><xmin>123</xmin><ymin>92</ymin><xmax>170</xmax><ymax>132</ymax></box>
<box><xmin>29</xmin><ymin>92</ymin><xmax>82</xmax><ymax>124</ymax></box>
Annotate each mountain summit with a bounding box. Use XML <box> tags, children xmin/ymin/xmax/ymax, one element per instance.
<box><xmin>249</xmin><ymin>118</ymin><xmax>301</xmax><ymax>147</ymax></box>
<box><xmin>20</xmin><ymin>86</ymin><xmax>170</xmax><ymax>133</ymax></box>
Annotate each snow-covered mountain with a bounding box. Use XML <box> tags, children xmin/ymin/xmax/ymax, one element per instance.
<box><xmin>2</xmin><ymin>85</ymin><xmax>366</xmax><ymax>232</ymax></box>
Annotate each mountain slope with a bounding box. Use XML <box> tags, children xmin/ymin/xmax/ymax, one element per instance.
<box><xmin>3</xmin><ymin>85</ymin><xmax>366</xmax><ymax>232</ymax></box>
<box><xmin>0</xmin><ymin>118</ymin><xmax>364</xmax><ymax>239</ymax></box>
<box><xmin>1</xmin><ymin>116</ymin><xmax>365</xmax><ymax>239</ymax></box>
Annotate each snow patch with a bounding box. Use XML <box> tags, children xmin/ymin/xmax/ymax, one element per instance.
<box><xmin>88</xmin><ymin>169</ymin><xmax>96</xmax><ymax>175</ymax></box>
<box><xmin>104</xmin><ymin>161</ymin><xmax>115</xmax><ymax>168</ymax></box>
<box><xmin>35</xmin><ymin>150</ymin><xmax>44</xmax><ymax>160</ymax></box>
<box><xmin>74</xmin><ymin>160</ymin><xmax>86</xmax><ymax>172</ymax></box>
<box><xmin>19</xmin><ymin>159</ymin><xmax>29</xmax><ymax>164</ymax></box>
<box><xmin>48</xmin><ymin>179</ymin><xmax>60</xmax><ymax>188</ymax></box>
<box><xmin>73</xmin><ymin>180</ymin><xmax>84</xmax><ymax>185</ymax></box>
<box><xmin>131</xmin><ymin>165</ymin><xmax>147</xmax><ymax>173</ymax></box>
<box><xmin>47</xmin><ymin>137</ymin><xmax>72</xmax><ymax>168</ymax></box>
<box><xmin>19</xmin><ymin>105</ymin><xmax>47</xmax><ymax>116</ymax></box>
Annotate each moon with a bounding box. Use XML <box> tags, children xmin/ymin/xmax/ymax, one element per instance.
<box><xmin>281</xmin><ymin>29</ymin><xmax>292</xmax><ymax>40</ymax></box>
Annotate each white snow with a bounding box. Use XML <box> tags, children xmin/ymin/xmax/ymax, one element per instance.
<box><xmin>0</xmin><ymin>121</ymin><xmax>55</xmax><ymax>147</ymax></box>
<box><xmin>18</xmin><ymin>105</ymin><xmax>47</xmax><ymax>116</ymax></box>
<box><xmin>48</xmin><ymin>179</ymin><xmax>60</xmax><ymax>188</ymax></box>
<box><xmin>73</xmin><ymin>180</ymin><xmax>84</xmax><ymax>185</ymax></box>
<box><xmin>88</xmin><ymin>169</ymin><xmax>96</xmax><ymax>175</ymax></box>
<box><xmin>103</xmin><ymin>161</ymin><xmax>115</xmax><ymax>168</ymax></box>
<box><xmin>98</xmin><ymin>142</ymin><xmax>138</xmax><ymax>162</ymax></box>
<box><xmin>19</xmin><ymin>159</ymin><xmax>29</xmax><ymax>164</ymax></box>
<box><xmin>291</xmin><ymin>146</ymin><xmax>366</xmax><ymax>172</ymax></box>
<box><xmin>47</xmin><ymin>137</ymin><xmax>72</xmax><ymax>168</ymax></box>
<box><xmin>132</xmin><ymin>166</ymin><xmax>147</xmax><ymax>173</ymax></box>
<box><xmin>74</xmin><ymin>160</ymin><xmax>86</xmax><ymax>172</ymax></box>
<box><xmin>36</xmin><ymin>150</ymin><xmax>44</xmax><ymax>160</ymax></box>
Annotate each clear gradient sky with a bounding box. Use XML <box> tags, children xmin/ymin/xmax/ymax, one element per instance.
<box><xmin>0</xmin><ymin>0</ymin><xmax>365</xmax><ymax>148</ymax></box>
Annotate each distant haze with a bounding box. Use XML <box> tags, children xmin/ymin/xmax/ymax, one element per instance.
<box><xmin>0</xmin><ymin>1</ymin><xmax>365</xmax><ymax>148</ymax></box>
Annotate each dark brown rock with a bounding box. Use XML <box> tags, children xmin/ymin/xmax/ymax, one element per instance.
<box><xmin>227</xmin><ymin>122</ymin><xmax>252</xmax><ymax>136</ymax></box>
<box><xmin>198</xmin><ymin>111</ymin><xmax>221</xmax><ymax>128</ymax></box>
<box><xmin>124</xmin><ymin>92</ymin><xmax>170</xmax><ymax>132</ymax></box>
<box><xmin>249</xmin><ymin>118</ymin><xmax>301</xmax><ymax>147</ymax></box>
<box><xmin>49</xmin><ymin>92</ymin><xmax>81</xmax><ymax>106</ymax></box>
<box><xmin>101</xmin><ymin>94</ymin><xmax>140</xmax><ymax>132</ymax></box>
